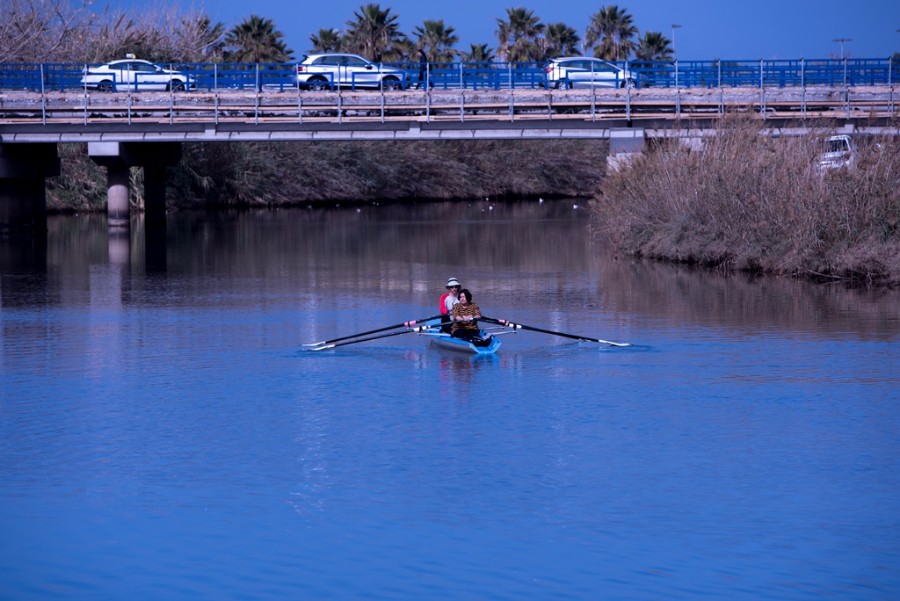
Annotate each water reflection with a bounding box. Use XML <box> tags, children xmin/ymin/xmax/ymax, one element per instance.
<box><xmin>1</xmin><ymin>202</ymin><xmax>897</xmax><ymax>341</ymax></box>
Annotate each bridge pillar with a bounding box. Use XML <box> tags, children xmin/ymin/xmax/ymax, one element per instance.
<box><xmin>88</xmin><ymin>142</ymin><xmax>182</xmax><ymax>229</ymax></box>
<box><xmin>0</xmin><ymin>143</ymin><xmax>60</xmax><ymax>237</ymax></box>
<box><xmin>607</xmin><ymin>128</ymin><xmax>646</xmax><ymax>172</ymax></box>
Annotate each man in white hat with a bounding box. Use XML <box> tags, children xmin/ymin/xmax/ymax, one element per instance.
<box><xmin>439</xmin><ymin>277</ymin><xmax>462</xmax><ymax>332</ymax></box>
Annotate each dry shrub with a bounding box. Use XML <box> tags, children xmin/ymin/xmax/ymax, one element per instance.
<box><xmin>594</xmin><ymin>116</ymin><xmax>900</xmax><ymax>286</ymax></box>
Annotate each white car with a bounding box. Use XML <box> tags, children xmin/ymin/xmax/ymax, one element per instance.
<box><xmin>81</xmin><ymin>56</ymin><xmax>196</xmax><ymax>92</ymax></box>
<box><xmin>296</xmin><ymin>53</ymin><xmax>406</xmax><ymax>91</ymax></box>
<box><xmin>544</xmin><ymin>57</ymin><xmax>638</xmax><ymax>89</ymax></box>
<box><xmin>817</xmin><ymin>134</ymin><xmax>856</xmax><ymax>171</ymax></box>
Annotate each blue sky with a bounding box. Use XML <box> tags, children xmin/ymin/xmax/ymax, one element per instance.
<box><xmin>122</xmin><ymin>1</ymin><xmax>898</xmax><ymax>60</ymax></box>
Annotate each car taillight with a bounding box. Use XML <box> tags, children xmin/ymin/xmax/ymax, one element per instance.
<box><xmin>544</xmin><ymin>67</ymin><xmax>552</xmax><ymax>73</ymax></box>
<box><xmin>297</xmin><ymin>66</ymin><xmax>305</xmax><ymax>73</ymax></box>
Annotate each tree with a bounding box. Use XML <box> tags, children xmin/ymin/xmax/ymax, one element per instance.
<box><xmin>496</xmin><ymin>7</ymin><xmax>544</xmax><ymax>63</ymax></box>
<box><xmin>343</xmin><ymin>3</ymin><xmax>405</xmax><ymax>61</ymax></box>
<box><xmin>413</xmin><ymin>19</ymin><xmax>458</xmax><ymax>63</ymax></box>
<box><xmin>463</xmin><ymin>43</ymin><xmax>495</xmax><ymax>66</ymax></box>
<box><xmin>541</xmin><ymin>22</ymin><xmax>580</xmax><ymax>60</ymax></box>
<box><xmin>0</xmin><ymin>0</ymin><xmax>93</xmax><ymax>62</ymax></box>
<box><xmin>310</xmin><ymin>28</ymin><xmax>343</xmax><ymax>53</ymax></box>
<box><xmin>176</xmin><ymin>15</ymin><xmax>226</xmax><ymax>62</ymax></box>
<box><xmin>224</xmin><ymin>15</ymin><xmax>293</xmax><ymax>63</ymax></box>
<box><xmin>584</xmin><ymin>5</ymin><xmax>638</xmax><ymax>61</ymax></box>
<box><xmin>635</xmin><ymin>31</ymin><xmax>672</xmax><ymax>61</ymax></box>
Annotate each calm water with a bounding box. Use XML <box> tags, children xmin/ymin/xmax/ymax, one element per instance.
<box><xmin>1</xmin><ymin>202</ymin><xmax>898</xmax><ymax>600</ymax></box>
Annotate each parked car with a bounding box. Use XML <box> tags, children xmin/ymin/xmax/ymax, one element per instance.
<box><xmin>296</xmin><ymin>53</ymin><xmax>406</xmax><ymax>91</ymax></box>
<box><xmin>817</xmin><ymin>134</ymin><xmax>856</xmax><ymax>171</ymax></box>
<box><xmin>544</xmin><ymin>57</ymin><xmax>638</xmax><ymax>89</ymax></box>
<box><xmin>81</xmin><ymin>55</ymin><xmax>196</xmax><ymax>92</ymax></box>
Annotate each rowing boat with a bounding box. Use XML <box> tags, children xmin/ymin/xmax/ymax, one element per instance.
<box><xmin>418</xmin><ymin>327</ymin><xmax>502</xmax><ymax>355</ymax></box>
<box><xmin>303</xmin><ymin>315</ymin><xmax>628</xmax><ymax>352</ymax></box>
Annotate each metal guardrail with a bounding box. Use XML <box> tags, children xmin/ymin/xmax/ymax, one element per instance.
<box><xmin>0</xmin><ymin>58</ymin><xmax>896</xmax><ymax>93</ymax></box>
<box><xmin>1</xmin><ymin>87</ymin><xmax>896</xmax><ymax>131</ymax></box>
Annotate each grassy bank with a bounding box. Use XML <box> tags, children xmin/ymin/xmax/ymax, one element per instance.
<box><xmin>592</xmin><ymin>118</ymin><xmax>900</xmax><ymax>286</ymax></box>
<box><xmin>46</xmin><ymin>139</ymin><xmax>610</xmax><ymax>211</ymax></box>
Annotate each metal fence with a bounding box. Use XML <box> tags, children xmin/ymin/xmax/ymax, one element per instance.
<box><xmin>0</xmin><ymin>57</ymin><xmax>895</xmax><ymax>93</ymax></box>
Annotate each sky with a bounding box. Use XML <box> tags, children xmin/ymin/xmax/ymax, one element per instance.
<box><xmin>119</xmin><ymin>0</ymin><xmax>899</xmax><ymax>60</ymax></box>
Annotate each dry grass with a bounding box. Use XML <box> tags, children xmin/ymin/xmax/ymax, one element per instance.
<box><xmin>593</xmin><ymin>117</ymin><xmax>900</xmax><ymax>286</ymax></box>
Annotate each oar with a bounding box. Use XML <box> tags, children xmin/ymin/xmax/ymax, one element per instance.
<box><xmin>480</xmin><ymin>316</ymin><xmax>630</xmax><ymax>347</ymax></box>
<box><xmin>308</xmin><ymin>326</ymin><xmax>431</xmax><ymax>351</ymax></box>
<box><xmin>303</xmin><ymin>314</ymin><xmax>443</xmax><ymax>347</ymax></box>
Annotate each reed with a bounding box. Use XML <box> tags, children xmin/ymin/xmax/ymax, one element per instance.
<box><xmin>593</xmin><ymin>117</ymin><xmax>900</xmax><ymax>286</ymax></box>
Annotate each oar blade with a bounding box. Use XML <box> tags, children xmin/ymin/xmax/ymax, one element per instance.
<box><xmin>480</xmin><ymin>316</ymin><xmax>630</xmax><ymax>347</ymax></box>
<box><xmin>301</xmin><ymin>314</ymin><xmax>443</xmax><ymax>347</ymax></box>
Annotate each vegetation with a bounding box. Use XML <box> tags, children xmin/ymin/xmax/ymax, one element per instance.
<box><xmin>585</xmin><ymin>5</ymin><xmax>638</xmax><ymax>61</ymax></box>
<box><xmin>223</xmin><ymin>15</ymin><xmax>293</xmax><ymax>63</ymax></box>
<box><xmin>46</xmin><ymin>139</ymin><xmax>610</xmax><ymax>211</ymax></box>
<box><xmin>593</xmin><ymin>117</ymin><xmax>900</xmax><ymax>286</ymax></box>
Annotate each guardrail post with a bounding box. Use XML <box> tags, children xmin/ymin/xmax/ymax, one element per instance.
<box><xmin>40</xmin><ymin>64</ymin><xmax>47</xmax><ymax>125</ymax></box>
<box><xmin>800</xmin><ymin>58</ymin><xmax>806</xmax><ymax>118</ymax></box>
<box><xmin>254</xmin><ymin>64</ymin><xmax>260</xmax><ymax>125</ymax></box>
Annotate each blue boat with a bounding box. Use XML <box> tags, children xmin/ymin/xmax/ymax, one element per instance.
<box><xmin>418</xmin><ymin>327</ymin><xmax>502</xmax><ymax>355</ymax></box>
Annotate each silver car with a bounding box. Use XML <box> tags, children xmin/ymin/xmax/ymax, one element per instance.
<box><xmin>81</xmin><ymin>56</ymin><xmax>196</xmax><ymax>92</ymax></box>
<box><xmin>544</xmin><ymin>57</ymin><xmax>638</xmax><ymax>89</ymax></box>
<box><xmin>296</xmin><ymin>53</ymin><xmax>406</xmax><ymax>91</ymax></box>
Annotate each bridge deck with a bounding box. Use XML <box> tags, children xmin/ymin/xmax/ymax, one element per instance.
<box><xmin>1</xmin><ymin>87</ymin><xmax>897</xmax><ymax>142</ymax></box>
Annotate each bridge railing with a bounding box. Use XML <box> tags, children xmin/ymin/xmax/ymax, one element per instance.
<box><xmin>0</xmin><ymin>57</ymin><xmax>895</xmax><ymax>93</ymax></box>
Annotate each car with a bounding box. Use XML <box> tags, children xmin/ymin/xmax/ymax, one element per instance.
<box><xmin>81</xmin><ymin>55</ymin><xmax>196</xmax><ymax>92</ymax></box>
<box><xmin>544</xmin><ymin>57</ymin><xmax>638</xmax><ymax>89</ymax></box>
<box><xmin>817</xmin><ymin>134</ymin><xmax>856</xmax><ymax>171</ymax></box>
<box><xmin>296</xmin><ymin>53</ymin><xmax>406</xmax><ymax>91</ymax></box>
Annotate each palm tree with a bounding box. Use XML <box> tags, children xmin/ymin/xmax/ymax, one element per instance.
<box><xmin>413</xmin><ymin>19</ymin><xmax>459</xmax><ymax>63</ymax></box>
<box><xmin>496</xmin><ymin>7</ymin><xmax>544</xmax><ymax>63</ymax></box>
<box><xmin>463</xmin><ymin>43</ymin><xmax>495</xmax><ymax>66</ymax></box>
<box><xmin>344</xmin><ymin>3</ymin><xmax>403</xmax><ymax>61</ymax></box>
<box><xmin>310</xmin><ymin>28</ymin><xmax>343</xmax><ymax>53</ymax></box>
<box><xmin>584</xmin><ymin>5</ymin><xmax>638</xmax><ymax>61</ymax></box>
<box><xmin>635</xmin><ymin>31</ymin><xmax>672</xmax><ymax>61</ymax></box>
<box><xmin>224</xmin><ymin>15</ymin><xmax>293</xmax><ymax>63</ymax></box>
<box><xmin>542</xmin><ymin>22</ymin><xmax>580</xmax><ymax>60</ymax></box>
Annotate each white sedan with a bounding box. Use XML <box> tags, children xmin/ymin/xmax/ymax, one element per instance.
<box><xmin>81</xmin><ymin>56</ymin><xmax>196</xmax><ymax>92</ymax></box>
<box><xmin>544</xmin><ymin>57</ymin><xmax>638</xmax><ymax>89</ymax></box>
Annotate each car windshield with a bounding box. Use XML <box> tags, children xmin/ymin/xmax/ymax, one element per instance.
<box><xmin>826</xmin><ymin>139</ymin><xmax>848</xmax><ymax>153</ymax></box>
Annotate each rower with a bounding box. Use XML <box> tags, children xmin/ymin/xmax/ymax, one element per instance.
<box><xmin>439</xmin><ymin>277</ymin><xmax>461</xmax><ymax>333</ymax></box>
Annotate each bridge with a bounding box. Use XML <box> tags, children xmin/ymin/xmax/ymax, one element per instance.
<box><xmin>1</xmin><ymin>84</ymin><xmax>898</xmax><ymax>237</ymax></box>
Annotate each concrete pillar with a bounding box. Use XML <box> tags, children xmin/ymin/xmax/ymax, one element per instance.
<box><xmin>607</xmin><ymin>128</ymin><xmax>646</xmax><ymax>173</ymax></box>
<box><xmin>107</xmin><ymin>165</ymin><xmax>131</xmax><ymax>231</ymax></box>
<box><xmin>89</xmin><ymin>142</ymin><xmax>181</xmax><ymax>231</ymax></box>
<box><xmin>0</xmin><ymin>143</ymin><xmax>60</xmax><ymax>237</ymax></box>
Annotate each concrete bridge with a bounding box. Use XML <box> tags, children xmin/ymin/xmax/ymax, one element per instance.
<box><xmin>1</xmin><ymin>86</ymin><xmax>897</xmax><ymax>236</ymax></box>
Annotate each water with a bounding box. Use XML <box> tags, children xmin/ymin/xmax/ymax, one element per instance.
<box><xmin>1</xmin><ymin>202</ymin><xmax>898</xmax><ymax>600</ymax></box>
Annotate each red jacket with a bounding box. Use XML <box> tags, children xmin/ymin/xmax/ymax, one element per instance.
<box><xmin>439</xmin><ymin>292</ymin><xmax>450</xmax><ymax>314</ymax></box>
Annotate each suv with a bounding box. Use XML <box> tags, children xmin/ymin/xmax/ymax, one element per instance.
<box><xmin>296</xmin><ymin>53</ymin><xmax>406</xmax><ymax>91</ymax></box>
<box><xmin>544</xmin><ymin>57</ymin><xmax>638</xmax><ymax>89</ymax></box>
<box><xmin>81</xmin><ymin>55</ymin><xmax>196</xmax><ymax>92</ymax></box>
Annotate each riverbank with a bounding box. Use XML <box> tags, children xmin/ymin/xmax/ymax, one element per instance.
<box><xmin>592</xmin><ymin>118</ymin><xmax>900</xmax><ymax>287</ymax></box>
<box><xmin>46</xmin><ymin>139</ymin><xmax>609</xmax><ymax>211</ymax></box>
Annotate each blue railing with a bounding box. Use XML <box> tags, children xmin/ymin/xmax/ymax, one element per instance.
<box><xmin>0</xmin><ymin>58</ymin><xmax>895</xmax><ymax>92</ymax></box>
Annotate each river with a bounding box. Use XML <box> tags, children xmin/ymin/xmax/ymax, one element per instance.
<box><xmin>1</xmin><ymin>201</ymin><xmax>898</xmax><ymax>599</ymax></box>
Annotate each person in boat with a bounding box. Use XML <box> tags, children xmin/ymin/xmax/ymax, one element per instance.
<box><xmin>450</xmin><ymin>288</ymin><xmax>492</xmax><ymax>347</ymax></box>
<box><xmin>439</xmin><ymin>277</ymin><xmax>461</xmax><ymax>333</ymax></box>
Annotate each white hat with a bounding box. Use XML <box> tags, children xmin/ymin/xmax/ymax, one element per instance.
<box><xmin>446</xmin><ymin>277</ymin><xmax>461</xmax><ymax>288</ymax></box>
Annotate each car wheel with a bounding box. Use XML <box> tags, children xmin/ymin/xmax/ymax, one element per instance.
<box><xmin>169</xmin><ymin>81</ymin><xmax>186</xmax><ymax>92</ymax></box>
<box><xmin>381</xmin><ymin>77</ymin><xmax>402</xmax><ymax>91</ymax></box>
<box><xmin>621</xmin><ymin>79</ymin><xmax>637</xmax><ymax>89</ymax></box>
<box><xmin>97</xmin><ymin>80</ymin><xmax>114</xmax><ymax>92</ymax></box>
<box><xmin>307</xmin><ymin>77</ymin><xmax>330</xmax><ymax>92</ymax></box>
